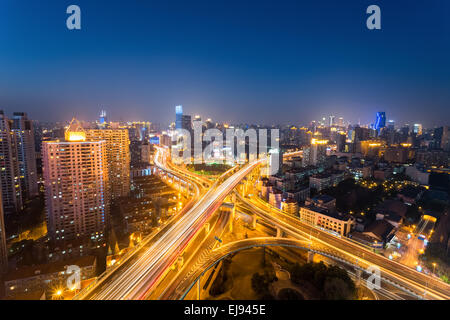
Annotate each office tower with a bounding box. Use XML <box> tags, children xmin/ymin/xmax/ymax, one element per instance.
<box><xmin>11</xmin><ymin>112</ymin><xmax>38</xmax><ymax>198</ymax></box>
<box><xmin>0</xmin><ymin>111</ymin><xmax>23</xmax><ymax>215</ymax></box>
<box><xmin>86</xmin><ymin>128</ymin><xmax>130</xmax><ymax>199</ymax></box>
<box><xmin>441</xmin><ymin>126</ymin><xmax>450</xmax><ymax>151</ymax></box>
<box><xmin>42</xmin><ymin>119</ymin><xmax>109</xmax><ymax>243</ymax></box>
<box><xmin>375</xmin><ymin>112</ymin><xmax>386</xmax><ymax>130</ymax></box>
<box><xmin>338</xmin><ymin>117</ymin><xmax>344</xmax><ymax>127</ymax></box>
<box><xmin>0</xmin><ymin>195</ymin><xmax>7</xmax><ymax>274</ymax></box>
<box><xmin>175</xmin><ymin>105</ymin><xmax>183</xmax><ymax>129</ymax></box>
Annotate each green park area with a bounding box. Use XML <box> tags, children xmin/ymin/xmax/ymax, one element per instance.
<box><xmin>206</xmin><ymin>247</ymin><xmax>357</xmax><ymax>300</ymax></box>
<box><xmin>186</xmin><ymin>163</ymin><xmax>232</xmax><ymax>176</ymax></box>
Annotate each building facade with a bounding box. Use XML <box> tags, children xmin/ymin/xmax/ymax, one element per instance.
<box><xmin>86</xmin><ymin>129</ymin><xmax>130</xmax><ymax>199</ymax></box>
<box><xmin>0</xmin><ymin>111</ymin><xmax>23</xmax><ymax>215</ymax></box>
<box><xmin>299</xmin><ymin>205</ymin><xmax>354</xmax><ymax>236</ymax></box>
<box><xmin>42</xmin><ymin>120</ymin><xmax>109</xmax><ymax>244</ymax></box>
<box><xmin>0</xmin><ymin>196</ymin><xmax>7</xmax><ymax>274</ymax></box>
<box><xmin>12</xmin><ymin>112</ymin><xmax>38</xmax><ymax>198</ymax></box>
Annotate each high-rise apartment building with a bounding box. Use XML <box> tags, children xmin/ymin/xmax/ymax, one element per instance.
<box><xmin>86</xmin><ymin>128</ymin><xmax>130</xmax><ymax>199</ymax></box>
<box><xmin>0</xmin><ymin>196</ymin><xmax>7</xmax><ymax>274</ymax></box>
<box><xmin>11</xmin><ymin>112</ymin><xmax>38</xmax><ymax>198</ymax></box>
<box><xmin>0</xmin><ymin>111</ymin><xmax>23</xmax><ymax>215</ymax></box>
<box><xmin>302</xmin><ymin>138</ymin><xmax>328</xmax><ymax>167</ymax></box>
<box><xmin>42</xmin><ymin>119</ymin><xmax>109</xmax><ymax>243</ymax></box>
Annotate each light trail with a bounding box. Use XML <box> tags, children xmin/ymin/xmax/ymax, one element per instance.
<box><xmin>78</xmin><ymin>147</ymin><xmax>261</xmax><ymax>300</ymax></box>
<box><xmin>238</xmin><ymin>191</ymin><xmax>450</xmax><ymax>300</ymax></box>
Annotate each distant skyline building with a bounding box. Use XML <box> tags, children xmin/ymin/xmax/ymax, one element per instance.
<box><xmin>12</xmin><ymin>112</ymin><xmax>38</xmax><ymax>199</ymax></box>
<box><xmin>42</xmin><ymin>119</ymin><xmax>109</xmax><ymax>243</ymax></box>
<box><xmin>413</xmin><ymin>123</ymin><xmax>423</xmax><ymax>135</ymax></box>
<box><xmin>441</xmin><ymin>126</ymin><xmax>450</xmax><ymax>151</ymax></box>
<box><xmin>175</xmin><ymin>105</ymin><xmax>183</xmax><ymax>130</ymax></box>
<box><xmin>375</xmin><ymin>112</ymin><xmax>386</xmax><ymax>131</ymax></box>
<box><xmin>387</xmin><ymin>120</ymin><xmax>395</xmax><ymax>129</ymax></box>
<box><xmin>329</xmin><ymin>115</ymin><xmax>335</xmax><ymax>127</ymax></box>
<box><xmin>99</xmin><ymin>110</ymin><xmax>108</xmax><ymax>128</ymax></box>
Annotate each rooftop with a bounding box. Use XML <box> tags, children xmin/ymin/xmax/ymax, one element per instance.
<box><xmin>5</xmin><ymin>256</ymin><xmax>96</xmax><ymax>282</ymax></box>
<box><xmin>302</xmin><ymin>204</ymin><xmax>351</xmax><ymax>221</ymax></box>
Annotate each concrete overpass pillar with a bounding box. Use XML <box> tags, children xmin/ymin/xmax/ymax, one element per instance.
<box><xmin>205</xmin><ymin>223</ymin><xmax>210</xmax><ymax>233</ymax></box>
<box><xmin>220</xmin><ymin>203</ymin><xmax>235</xmax><ymax>233</ymax></box>
<box><xmin>276</xmin><ymin>227</ymin><xmax>283</xmax><ymax>238</ymax></box>
<box><xmin>307</xmin><ymin>251</ymin><xmax>315</xmax><ymax>263</ymax></box>
<box><xmin>355</xmin><ymin>268</ymin><xmax>362</xmax><ymax>287</ymax></box>
<box><xmin>251</xmin><ymin>216</ymin><xmax>257</xmax><ymax>229</ymax></box>
<box><xmin>177</xmin><ymin>256</ymin><xmax>184</xmax><ymax>269</ymax></box>
<box><xmin>197</xmin><ymin>276</ymin><xmax>201</xmax><ymax>300</ymax></box>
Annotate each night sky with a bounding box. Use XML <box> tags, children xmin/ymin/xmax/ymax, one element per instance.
<box><xmin>1</xmin><ymin>0</ymin><xmax>449</xmax><ymax>127</ymax></box>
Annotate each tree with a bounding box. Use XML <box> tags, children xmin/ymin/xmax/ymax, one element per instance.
<box><xmin>323</xmin><ymin>277</ymin><xmax>355</xmax><ymax>300</ymax></box>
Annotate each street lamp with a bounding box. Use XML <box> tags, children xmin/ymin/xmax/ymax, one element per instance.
<box><xmin>53</xmin><ymin>288</ymin><xmax>63</xmax><ymax>300</ymax></box>
<box><xmin>432</xmin><ymin>262</ymin><xmax>437</xmax><ymax>275</ymax></box>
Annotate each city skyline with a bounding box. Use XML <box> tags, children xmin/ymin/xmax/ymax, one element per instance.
<box><xmin>1</xmin><ymin>0</ymin><xmax>450</xmax><ymax>126</ymax></box>
<box><xmin>1</xmin><ymin>1</ymin><xmax>450</xmax><ymax>304</ymax></box>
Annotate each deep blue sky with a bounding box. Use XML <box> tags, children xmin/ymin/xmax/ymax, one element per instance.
<box><xmin>1</xmin><ymin>0</ymin><xmax>449</xmax><ymax>127</ymax></box>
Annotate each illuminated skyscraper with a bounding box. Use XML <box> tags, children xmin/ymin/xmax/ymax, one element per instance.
<box><xmin>99</xmin><ymin>110</ymin><xmax>107</xmax><ymax>125</ymax></box>
<box><xmin>175</xmin><ymin>105</ymin><xmax>183</xmax><ymax>129</ymax></box>
<box><xmin>413</xmin><ymin>123</ymin><xmax>423</xmax><ymax>135</ymax></box>
<box><xmin>0</xmin><ymin>111</ymin><xmax>23</xmax><ymax>215</ymax></box>
<box><xmin>86</xmin><ymin>128</ymin><xmax>130</xmax><ymax>199</ymax></box>
<box><xmin>42</xmin><ymin>119</ymin><xmax>108</xmax><ymax>243</ymax></box>
<box><xmin>12</xmin><ymin>112</ymin><xmax>38</xmax><ymax>198</ymax></box>
<box><xmin>375</xmin><ymin>112</ymin><xmax>386</xmax><ymax>131</ymax></box>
